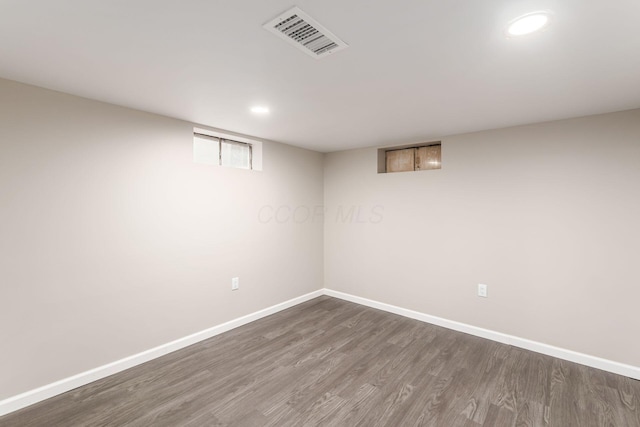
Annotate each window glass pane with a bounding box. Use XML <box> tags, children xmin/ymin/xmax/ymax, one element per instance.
<box><xmin>415</xmin><ymin>145</ymin><xmax>441</xmax><ymax>170</ymax></box>
<box><xmin>386</xmin><ymin>148</ymin><xmax>415</xmax><ymax>173</ymax></box>
<box><xmin>221</xmin><ymin>140</ymin><xmax>251</xmax><ymax>170</ymax></box>
<box><xmin>193</xmin><ymin>135</ymin><xmax>219</xmax><ymax>165</ymax></box>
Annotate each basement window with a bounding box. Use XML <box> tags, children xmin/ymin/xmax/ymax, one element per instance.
<box><xmin>221</xmin><ymin>139</ymin><xmax>252</xmax><ymax>169</ymax></box>
<box><xmin>193</xmin><ymin>129</ymin><xmax>263</xmax><ymax>171</ymax></box>
<box><xmin>377</xmin><ymin>142</ymin><xmax>441</xmax><ymax>173</ymax></box>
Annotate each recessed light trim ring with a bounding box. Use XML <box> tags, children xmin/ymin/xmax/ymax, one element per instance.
<box><xmin>250</xmin><ymin>106</ymin><xmax>270</xmax><ymax>114</ymax></box>
<box><xmin>506</xmin><ymin>10</ymin><xmax>553</xmax><ymax>37</ymax></box>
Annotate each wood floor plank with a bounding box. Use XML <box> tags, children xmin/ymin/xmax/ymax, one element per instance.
<box><xmin>2</xmin><ymin>296</ymin><xmax>639</xmax><ymax>427</ymax></box>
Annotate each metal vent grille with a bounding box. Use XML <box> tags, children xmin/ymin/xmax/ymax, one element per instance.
<box><xmin>263</xmin><ymin>7</ymin><xmax>348</xmax><ymax>58</ymax></box>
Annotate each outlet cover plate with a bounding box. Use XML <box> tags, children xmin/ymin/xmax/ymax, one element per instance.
<box><xmin>478</xmin><ymin>283</ymin><xmax>488</xmax><ymax>298</ymax></box>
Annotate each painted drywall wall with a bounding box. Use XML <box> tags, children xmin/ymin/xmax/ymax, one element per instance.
<box><xmin>324</xmin><ymin>109</ymin><xmax>640</xmax><ymax>367</ymax></box>
<box><xmin>0</xmin><ymin>78</ymin><xmax>324</xmax><ymax>400</ymax></box>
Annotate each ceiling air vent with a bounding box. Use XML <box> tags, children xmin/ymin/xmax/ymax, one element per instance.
<box><xmin>263</xmin><ymin>7</ymin><xmax>348</xmax><ymax>59</ymax></box>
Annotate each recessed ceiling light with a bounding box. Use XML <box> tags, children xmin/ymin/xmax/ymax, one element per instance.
<box><xmin>507</xmin><ymin>11</ymin><xmax>551</xmax><ymax>37</ymax></box>
<box><xmin>250</xmin><ymin>106</ymin><xmax>270</xmax><ymax>114</ymax></box>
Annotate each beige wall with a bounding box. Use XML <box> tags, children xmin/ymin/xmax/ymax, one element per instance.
<box><xmin>0</xmin><ymin>78</ymin><xmax>324</xmax><ymax>400</ymax></box>
<box><xmin>2</xmin><ymin>75</ymin><xmax>638</xmax><ymax>402</ymax></box>
<box><xmin>325</xmin><ymin>109</ymin><xmax>640</xmax><ymax>367</ymax></box>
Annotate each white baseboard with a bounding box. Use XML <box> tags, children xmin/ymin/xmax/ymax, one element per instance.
<box><xmin>0</xmin><ymin>289</ymin><xmax>324</xmax><ymax>417</ymax></box>
<box><xmin>3</xmin><ymin>287</ymin><xmax>638</xmax><ymax>418</ymax></box>
<box><xmin>323</xmin><ymin>289</ymin><xmax>640</xmax><ymax>381</ymax></box>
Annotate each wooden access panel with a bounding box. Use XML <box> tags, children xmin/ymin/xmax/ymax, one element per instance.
<box><xmin>386</xmin><ymin>148</ymin><xmax>415</xmax><ymax>173</ymax></box>
<box><xmin>415</xmin><ymin>145</ymin><xmax>441</xmax><ymax>170</ymax></box>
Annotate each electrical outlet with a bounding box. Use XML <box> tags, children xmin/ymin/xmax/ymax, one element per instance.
<box><xmin>478</xmin><ymin>283</ymin><xmax>488</xmax><ymax>298</ymax></box>
<box><xmin>232</xmin><ymin>277</ymin><xmax>239</xmax><ymax>291</ymax></box>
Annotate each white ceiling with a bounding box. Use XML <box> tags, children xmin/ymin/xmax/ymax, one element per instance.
<box><xmin>1</xmin><ymin>0</ymin><xmax>639</xmax><ymax>152</ymax></box>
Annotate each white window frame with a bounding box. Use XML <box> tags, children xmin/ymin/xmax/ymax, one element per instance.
<box><xmin>193</xmin><ymin>127</ymin><xmax>263</xmax><ymax>171</ymax></box>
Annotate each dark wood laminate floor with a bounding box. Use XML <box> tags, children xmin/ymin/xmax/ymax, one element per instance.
<box><xmin>2</xmin><ymin>296</ymin><xmax>639</xmax><ymax>427</ymax></box>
